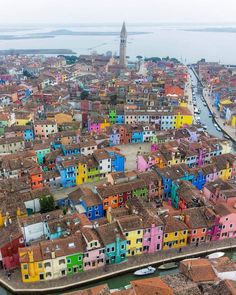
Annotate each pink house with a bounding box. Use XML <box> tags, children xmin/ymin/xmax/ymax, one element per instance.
<box><xmin>203</xmin><ymin>164</ymin><xmax>219</xmax><ymax>183</ymax></box>
<box><xmin>81</xmin><ymin>228</ymin><xmax>105</xmax><ymax>271</ymax></box>
<box><xmin>203</xmin><ymin>179</ymin><xmax>236</xmax><ymax>207</ymax></box>
<box><xmin>142</xmin><ymin>218</ymin><xmax>163</xmax><ymax>253</ymax></box>
<box><xmin>137</xmin><ymin>154</ymin><xmax>156</xmax><ymax>172</ymax></box>
<box><xmin>89</xmin><ymin>122</ymin><xmax>102</xmax><ymax>134</ymax></box>
<box><xmin>214</xmin><ymin>203</ymin><xmax>236</xmax><ymax>239</ymax></box>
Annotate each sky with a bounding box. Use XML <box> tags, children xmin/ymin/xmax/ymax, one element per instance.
<box><xmin>1</xmin><ymin>0</ymin><xmax>236</xmax><ymax>24</ymax></box>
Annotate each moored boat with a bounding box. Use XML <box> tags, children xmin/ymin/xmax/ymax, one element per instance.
<box><xmin>158</xmin><ymin>262</ymin><xmax>178</xmax><ymax>270</ymax></box>
<box><xmin>207</xmin><ymin>252</ymin><xmax>225</xmax><ymax>259</ymax></box>
<box><xmin>134</xmin><ymin>266</ymin><xmax>156</xmax><ymax>276</ymax></box>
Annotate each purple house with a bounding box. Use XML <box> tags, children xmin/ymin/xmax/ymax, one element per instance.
<box><xmin>200</xmin><ymin>207</ymin><xmax>221</xmax><ymax>242</ymax></box>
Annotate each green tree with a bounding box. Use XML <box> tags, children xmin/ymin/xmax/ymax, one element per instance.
<box><xmin>39</xmin><ymin>195</ymin><xmax>55</xmax><ymax>213</ymax></box>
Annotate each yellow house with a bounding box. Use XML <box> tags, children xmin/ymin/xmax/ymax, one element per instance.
<box><xmin>213</xmin><ymin>154</ymin><xmax>235</xmax><ymax>181</ymax></box>
<box><xmin>162</xmin><ymin>216</ymin><xmax>188</xmax><ymax>250</ymax></box>
<box><xmin>15</xmin><ymin>112</ymin><xmax>33</xmax><ymax>126</ymax></box>
<box><xmin>117</xmin><ymin>215</ymin><xmax>143</xmax><ymax>256</ymax></box>
<box><xmin>174</xmin><ymin>107</ymin><xmax>193</xmax><ymax>129</ymax></box>
<box><xmin>100</xmin><ymin>118</ymin><xmax>110</xmax><ymax>131</ymax></box>
<box><xmin>76</xmin><ymin>162</ymin><xmax>88</xmax><ymax>185</ymax></box>
<box><xmin>231</xmin><ymin>114</ymin><xmax>236</xmax><ymax>128</ymax></box>
<box><xmin>219</xmin><ymin>99</ymin><xmax>232</xmax><ymax>112</ymax></box>
<box><xmin>19</xmin><ymin>245</ymin><xmax>44</xmax><ymax>283</ymax></box>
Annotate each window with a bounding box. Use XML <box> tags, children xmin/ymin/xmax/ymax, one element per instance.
<box><xmin>23</xmin><ymin>264</ymin><xmax>28</xmax><ymax>270</ymax></box>
<box><xmin>230</xmin><ymin>224</ymin><xmax>233</xmax><ymax>228</ymax></box>
<box><xmin>107</xmin><ymin>248</ymin><xmax>110</xmax><ymax>253</ymax></box>
<box><xmin>202</xmin><ymin>228</ymin><xmax>206</xmax><ymax>233</ymax></box>
<box><xmin>44</xmin><ymin>262</ymin><xmax>51</xmax><ymax>268</ymax></box>
<box><xmin>174</xmin><ymin>232</ymin><xmax>178</xmax><ymax>237</ymax></box>
<box><xmin>24</xmin><ymin>274</ymin><xmax>29</xmax><ymax>280</ymax></box>
<box><xmin>137</xmin><ymin>230</ymin><xmax>141</xmax><ymax>235</ymax></box>
<box><xmin>59</xmin><ymin>259</ymin><xmax>65</xmax><ymax>265</ymax></box>
<box><xmin>67</xmin><ymin>259</ymin><xmax>71</xmax><ymax>264</ymax></box>
<box><xmin>38</xmin><ymin>262</ymin><xmax>42</xmax><ymax>268</ymax></box>
<box><xmin>125</xmin><ymin>233</ymin><xmax>129</xmax><ymax>237</ymax></box>
<box><xmin>121</xmin><ymin>244</ymin><xmax>125</xmax><ymax>250</ymax></box>
<box><xmin>164</xmin><ymin>233</ymin><xmax>168</xmax><ymax>238</ymax></box>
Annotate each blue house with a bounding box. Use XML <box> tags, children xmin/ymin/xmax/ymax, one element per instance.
<box><xmin>68</xmin><ymin>187</ymin><xmax>104</xmax><ymax>221</ymax></box>
<box><xmin>23</xmin><ymin>126</ymin><xmax>34</xmax><ymax>141</ymax></box>
<box><xmin>57</xmin><ymin>161</ymin><xmax>76</xmax><ymax>188</ymax></box>
<box><xmin>214</xmin><ymin>92</ymin><xmax>221</xmax><ymax>109</ymax></box>
<box><xmin>116</xmin><ymin>112</ymin><xmax>125</xmax><ymax>124</ymax></box>
<box><xmin>131</xmin><ymin>129</ymin><xmax>143</xmax><ymax>143</ymax></box>
<box><xmin>62</xmin><ymin>144</ymin><xmax>80</xmax><ymax>156</ymax></box>
<box><xmin>106</xmin><ymin>148</ymin><xmax>125</xmax><ymax>172</ymax></box>
<box><xmin>97</xmin><ymin>222</ymin><xmax>127</xmax><ymax>264</ymax></box>
<box><xmin>192</xmin><ymin>169</ymin><xmax>206</xmax><ymax>190</ymax></box>
<box><xmin>156</xmin><ymin>164</ymin><xmax>192</xmax><ymax>200</ymax></box>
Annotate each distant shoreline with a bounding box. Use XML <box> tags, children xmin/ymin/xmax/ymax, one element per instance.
<box><xmin>0</xmin><ymin>49</ymin><xmax>76</xmax><ymax>55</ymax></box>
<box><xmin>0</xmin><ymin>29</ymin><xmax>151</xmax><ymax>41</ymax></box>
<box><xmin>183</xmin><ymin>27</ymin><xmax>236</xmax><ymax>33</ymax></box>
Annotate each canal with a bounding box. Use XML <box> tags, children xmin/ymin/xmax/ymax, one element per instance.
<box><xmin>189</xmin><ymin>69</ymin><xmax>235</xmax><ymax>153</ymax></box>
<box><xmin>1</xmin><ymin>249</ymin><xmax>236</xmax><ymax>295</ymax></box>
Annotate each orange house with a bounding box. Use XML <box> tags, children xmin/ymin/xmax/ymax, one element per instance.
<box><xmin>182</xmin><ymin>207</ymin><xmax>208</xmax><ymax>245</ymax></box>
<box><xmin>29</xmin><ymin>167</ymin><xmax>44</xmax><ymax>190</ymax></box>
<box><xmin>96</xmin><ymin>186</ymin><xmax>119</xmax><ymax>212</ymax></box>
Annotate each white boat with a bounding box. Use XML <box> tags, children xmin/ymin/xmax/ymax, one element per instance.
<box><xmin>207</xmin><ymin>252</ymin><xmax>225</xmax><ymax>259</ymax></box>
<box><xmin>134</xmin><ymin>266</ymin><xmax>156</xmax><ymax>276</ymax></box>
<box><xmin>216</xmin><ymin>126</ymin><xmax>221</xmax><ymax>132</ymax></box>
<box><xmin>158</xmin><ymin>262</ymin><xmax>178</xmax><ymax>270</ymax></box>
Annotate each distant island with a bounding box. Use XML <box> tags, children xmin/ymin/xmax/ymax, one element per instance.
<box><xmin>0</xmin><ymin>29</ymin><xmax>151</xmax><ymax>41</ymax></box>
<box><xmin>0</xmin><ymin>49</ymin><xmax>76</xmax><ymax>55</ymax></box>
<box><xmin>184</xmin><ymin>27</ymin><xmax>236</xmax><ymax>33</ymax></box>
<box><xmin>31</xmin><ymin>29</ymin><xmax>152</xmax><ymax>36</ymax></box>
<box><xmin>0</xmin><ymin>35</ymin><xmax>54</xmax><ymax>40</ymax></box>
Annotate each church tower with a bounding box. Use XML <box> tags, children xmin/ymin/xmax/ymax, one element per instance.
<box><xmin>119</xmin><ymin>22</ymin><xmax>127</xmax><ymax>67</ymax></box>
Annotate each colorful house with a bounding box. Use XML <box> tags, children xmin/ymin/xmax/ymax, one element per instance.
<box><xmin>29</xmin><ymin>166</ymin><xmax>44</xmax><ymax>190</ymax></box>
<box><xmin>33</xmin><ymin>143</ymin><xmax>51</xmax><ymax>165</ymax></box>
<box><xmin>162</xmin><ymin>215</ymin><xmax>188</xmax><ymax>250</ymax></box>
<box><xmin>214</xmin><ymin>203</ymin><xmax>236</xmax><ymax>239</ymax></box>
<box><xmin>19</xmin><ymin>245</ymin><xmax>44</xmax><ymax>283</ymax></box>
<box><xmin>96</xmin><ymin>185</ymin><xmax>119</xmax><ymax>212</ymax></box>
<box><xmin>65</xmin><ymin>234</ymin><xmax>84</xmax><ymax>276</ymax></box>
<box><xmin>68</xmin><ymin>187</ymin><xmax>104</xmax><ymax>220</ymax></box>
<box><xmin>97</xmin><ymin>222</ymin><xmax>126</xmax><ymax>264</ymax></box>
<box><xmin>117</xmin><ymin>215</ymin><xmax>143</xmax><ymax>256</ymax></box>
<box><xmin>0</xmin><ymin>222</ymin><xmax>24</xmax><ymax>270</ymax></box>
<box><xmin>182</xmin><ymin>207</ymin><xmax>208</xmax><ymax>245</ymax></box>
<box><xmin>81</xmin><ymin>227</ymin><xmax>105</xmax><ymax>271</ymax></box>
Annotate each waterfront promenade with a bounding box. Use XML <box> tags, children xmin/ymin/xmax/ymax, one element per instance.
<box><xmin>1</xmin><ymin>238</ymin><xmax>236</xmax><ymax>294</ymax></box>
<box><xmin>202</xmin><ymin>88</ymin><xmax>236</xmax><ymax>142</ymax></box>
<box><xmin>190</xmin><ymin>66</ymin><xmax>236</xmax><ymax>144</ymax></box>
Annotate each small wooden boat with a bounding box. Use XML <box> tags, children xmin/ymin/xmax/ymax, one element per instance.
<box><xmin>158</xmin><ymin>262</ymin><xmax>178</xmax><ymax>270</ymax></box>
<box><xmin>134</xmin><ymin>266</ymin><xmax>156</xmax><ymax>276</ymax></box>
<box><xmin>207</xmin><ymin>252</ymin><xmax>225</xmax><ymax>259</ymax></box>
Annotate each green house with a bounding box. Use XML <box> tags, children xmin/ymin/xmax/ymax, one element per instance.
<box><xmin>87</xmin><ymin>166</ymin><xmax>100</xmax><ymax>183</ymax></box>
<box><xmin>96</xmin><ymin>222</ymin><xmax>126</xmax><ymax>264</ymax></box>
<box><xmin>0</xmin><ymin>119</ymin><xmax>8</xmax><ymax>136</ymax></box>
<box><xmin>109</xmin><ymin>110</ymin><xmax>117</xmax><ymax>124</ymax></box>
<box><xmin>34</xmin><ymin>146</ymin><xmax>51</xmax><ymax>165</ymax></box>
<box><xmin>65</xmin><ymin>234</ymin><xmax>84</xmax><ymax>276</ymax></box>
<box><xmin>131</xmin><ymin>180</ymin><xmax>148</xmax><ymax>199</ymax></box>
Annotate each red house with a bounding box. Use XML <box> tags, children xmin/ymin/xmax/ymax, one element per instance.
<box><xmin>0</xmin><ymin>222</ymin><xmax>24</xmax><ymax>270</ymax></box>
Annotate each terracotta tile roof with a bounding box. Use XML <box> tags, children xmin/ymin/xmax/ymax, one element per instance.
<box><xmin>180</xmin><ymin>258</ymin><xmax>217</xmax><ymax>282</ymax></box>
<box><xmin>131</xmin><ymin>277</ymin><xmax>174</xmax><ymax>295</ymax></box>
<box><xmin>117</xmin><ymin>215</ymin><xmax>143</xmax><ymax>232</ymax></box>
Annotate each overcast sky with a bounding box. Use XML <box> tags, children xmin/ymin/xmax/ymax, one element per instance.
<box><xmin>1</xmin><ymin>0</ymin><xmax>236</xmax><ymax>24</ymax></box>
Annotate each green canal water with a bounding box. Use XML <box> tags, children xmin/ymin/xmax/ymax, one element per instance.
<box><xmin>2</xmin><ymin>250</ymin><xmax>236</xmax><ymax>295</ymax></box>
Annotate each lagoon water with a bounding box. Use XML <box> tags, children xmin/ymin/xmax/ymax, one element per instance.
<box><xmin>0</xmin><ymin>24</ymin><xmax>236</xmax><ymax>64</ymax></box>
